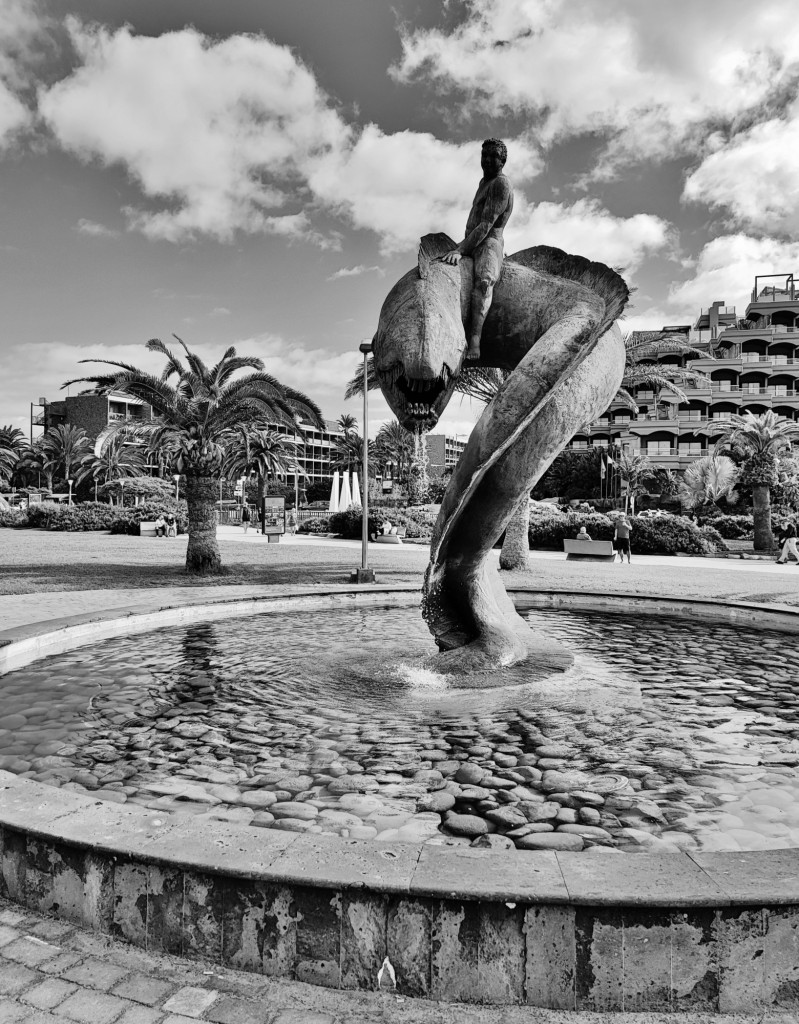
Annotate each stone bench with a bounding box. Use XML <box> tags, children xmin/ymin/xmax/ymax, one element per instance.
<box><xmin>139</xmin><ymin>521</ymin><xmax>157</xmax><ymax>537</ymax></box>
<box><xmin>373</xmin><ymin>527</ymin><xmax>407</xmax><ymax>545</ymax></box>
<box><xmin>563</xmin><ymin>538</ymin><xmax>614</xmax><ymax>561</ymax></box>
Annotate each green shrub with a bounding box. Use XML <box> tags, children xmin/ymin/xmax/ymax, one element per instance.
<box><xmin>0</xmin><ymin>508</ymin><xmax>28</xmax><ymax>528</ymax></box>
<box><xmin>527</xmin><ymin>507</ymin><xmax>728</xmax><ymax>555</ymax></box>
<box><xmin>26</xmin><ymin>502</ymin><xmax>119</xmax><ymax>532</ymax></box>
<box><xmin>297</xmin><ymin>516</ymin><xmax>331</xmax><ymax>534</ymax></box>
<box><xmin>328</xmin><ymin>507</ymin><xmax>382</xmax><ymax>539</ymax></box>
<box><xmin>109</xmin><ymin>500</ymin><xmax>188</xmax><ymax>535</ymax></box>
<box><xmin>701</xmin><ymin>514</ymin><xmax>753</xmax><ymax>539</ymax></box>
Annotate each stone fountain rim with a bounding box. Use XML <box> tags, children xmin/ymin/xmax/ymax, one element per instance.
<box><xmin>1</xmin><ymin>582</ymin><xmax>799</xmax><ymax>910</ymax></box>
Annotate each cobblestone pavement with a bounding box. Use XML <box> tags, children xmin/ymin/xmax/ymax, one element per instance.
<box><xmin>0</xmin><ymin>898</ymin><xmax>788</xmax><ymax>1024</ymax></box>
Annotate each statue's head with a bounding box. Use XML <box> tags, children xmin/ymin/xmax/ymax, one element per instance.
<box><xmin>481</xmin><ymin>138</ymin><xmax>507</xmax><ymax>176</ymax></box>
<box><xmin>372</xmin><ymin>235</ymin><xmax>467</xmax><ymax>431</ymax></box>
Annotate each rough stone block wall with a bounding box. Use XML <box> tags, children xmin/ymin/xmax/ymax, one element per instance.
<box><xmin>2</xmin><ymin>823</ymin><xmax>799</xmax><ymax>1011</ymax></box>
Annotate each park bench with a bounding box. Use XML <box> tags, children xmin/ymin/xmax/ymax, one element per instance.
<box><xmin>563</xmin><ymin>538</ymin><xmax>614</xmax><ymax>561</ymax></box>
<box><xmin>372</xmin><ymin>527</ymin><xmax>407</xmax><ymax>545</ymax></box>
<box><xmin>139</xmin><ymin>521</ymin><xmax>157</xmax><ymax>537</ymax></box>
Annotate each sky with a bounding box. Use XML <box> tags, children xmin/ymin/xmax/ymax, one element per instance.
<box><xmin>3</xmin><ymin>0</ymin><xmax>799</xmax><ymax>441</ymax></box>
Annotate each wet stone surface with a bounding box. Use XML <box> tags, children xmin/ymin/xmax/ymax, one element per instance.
<box><xmin>1</xmin><ymin>606</ymin><xmax>799</xmax><ymax>855</ymax></box>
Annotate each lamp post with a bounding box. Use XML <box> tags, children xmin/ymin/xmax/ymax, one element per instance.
<box><xmin>173</xmin><ymin>474</ymin><xmax>180</xmax><ymax>501</ymax></box>
<box><xmin>67</xmin><ymin>478</ymin><xmax>73</xmax><ymax>506</ymax></box>
<box><xmin>351</xmin><ymin>341</ymin><xmax>376</xmax><ymax>584</ymax></box>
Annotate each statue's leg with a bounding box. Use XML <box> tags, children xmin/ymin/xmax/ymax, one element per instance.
<box><xmin>466</xmin><ymin>240</ymin><xmax>502</xmax><ymax>360</ymax></box>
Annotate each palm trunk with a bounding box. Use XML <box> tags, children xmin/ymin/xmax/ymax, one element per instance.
<box><xmin>752</xmin><ymin>483</ymin><xmax>773</xmax><ymax>551</ymax></box>
<box><xmin>499</xmin><ymin>496</ymin><xmax>531</xmax><ymax>571</ymax></box>
<box><xmin>185</xmin><ymin>475</ymin><xmax>224</xmax><ymax>574</ymax></box>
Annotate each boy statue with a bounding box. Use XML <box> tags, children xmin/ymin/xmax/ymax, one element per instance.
<box><xmin>440</xmin><ymin>138</ymin><xmax>514</xmax><ymax>361</ymax></box>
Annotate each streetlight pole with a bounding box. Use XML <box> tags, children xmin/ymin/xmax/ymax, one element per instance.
<box><xmin>351</xmin><ymin>341</ymin><xmax>375</xmax><ymax>584</ymax></box>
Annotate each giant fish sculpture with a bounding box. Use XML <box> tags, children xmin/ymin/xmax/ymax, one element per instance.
<box><xmin>372</xmin><ymin>232</ymin><xmax>629</xmax><ymax>679</ymax></box>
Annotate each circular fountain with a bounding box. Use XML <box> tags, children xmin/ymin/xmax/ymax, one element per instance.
<box><xmin>2</xmin><ymin>586</ymin><xmax>799</xmax><ymax>1012</ymax></box>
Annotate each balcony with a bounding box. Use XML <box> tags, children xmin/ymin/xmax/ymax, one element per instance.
<box><xmin>107</xmin><ymin>412</ymin><xmax>145</xmax><ymax>423</ymax></box>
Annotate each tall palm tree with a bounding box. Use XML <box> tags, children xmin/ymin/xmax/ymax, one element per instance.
<box><xmin>337</xmin><ymin>413</ymin><xmax>357</xmax><ymax>436</ymax></box>
<box><xmin>330</xmin><ymin>433</ymin><xmax>377</xmax><ymax>479</ymax></box>
<box><xmin>679</xmin><ymin>455</ymin><xmax>739</xmax><ymax>510</ymax></box>
<box><xmin>77</xmin><ymin>428</ymin><xmax>147</xmax><ymax>501</ymax></box>
<box><xmin>374</xmin><ymin>420</ymin><xmax>414</xmax><ymax>486</ymax></box>
<box><xmin>221</xmin><ymin>425</ymin><xmax>300</xmax><ymax>505</ymax></box>
<box><xmin>707</xmin><ymin>410</ymin><xmax>799</xmax><ymax>550</ymax></box>
<box><xmin>40</xmin><ymin>424</ymin><xmax>93</xmax><ymax>487</ymax></box>
<box><xmin>66</xmin><ymin>337</ymin><xmax>324</xmax><ymax>574</ymax></box>
<box><xmin>616</xmin><ymin>451</ymin><xmax>656</xmax><ymax>512</ymax></box>
<box><xmin>0</xmin><ymin>426</ymin><xmax>26</xmax><ymax>485</ymax></box>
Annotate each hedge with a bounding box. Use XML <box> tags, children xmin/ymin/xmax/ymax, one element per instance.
<box><xmin>109</xmin><ymin>500</ymin><xmax>188</xmax><ymax>535</ymax></box>
<box><xmin>528</xmin><ymin>508</ymin><xmax>727</xmax><ymax>555</ymax></box>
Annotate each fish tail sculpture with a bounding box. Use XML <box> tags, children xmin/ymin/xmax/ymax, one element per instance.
<box><xmin>373</xmin><ymin>233</ymin><xmax>628</xmax><ymax>680</ymax></box>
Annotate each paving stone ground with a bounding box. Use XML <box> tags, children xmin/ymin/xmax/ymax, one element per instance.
<box><xmin>2</xmin><ymin>529</ymin><xmax>799</xmax><ymax>1021</ymax></box>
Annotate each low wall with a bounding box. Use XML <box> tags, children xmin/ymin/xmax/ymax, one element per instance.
<box><xmin>2</xmin><ymin>586</ymin><xmax>799</xmax><ymax>1011</ymax></box>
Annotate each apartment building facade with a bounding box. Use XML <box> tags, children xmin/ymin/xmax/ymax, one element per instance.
<box><xmin>426</xmin><ymin>433</ymin><xmax>468</xmax><ymax>476</ymax></box>
<box><xmin>569</xmin><ymin>273</ymin><xmax>799</xmax><ymax>472</ymax></box>
<box><xmin>33</xmin><ymin>392</ymin><xmax>153</xmax><ymax>440</ymax></box>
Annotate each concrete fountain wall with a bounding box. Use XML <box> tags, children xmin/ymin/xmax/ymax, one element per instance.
<box><xmin>2</xmin><ymin>585</ymin><xmax>799</xmax><ymax>1012</ymax></box>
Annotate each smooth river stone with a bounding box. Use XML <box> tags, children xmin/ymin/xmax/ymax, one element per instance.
<box><xmin>271</xmin><ymin>802</ymin><xmax>319</xmax><ymax>820</ymax></box>
<box><xmin>515</xmin><ymin>833</ymin><xmax>584</xmax><ymax>851</ymax></box>
<box><xmin>557</xmin><ymin>824</ymin><xmax>614</xmax><ymax>842</ymax></box>
<box><xmin>444</xmin><ymin>813</ymin><xmax>491</xmax><ymax>838</ymax></box>
<box><xmin>484</xmin><ymin>806</ymin><xmax>528</xmax><ymax>829</ymax></box>
<box><xmin>521</xmin><ymin>801</ymin><xmax>559</xmax><ymax>822</ymax></box>
<box><xmin>327</xmin><ymin>776</ymin><xmax>379</xmax><ymax>795</ymax></box>
<box><xmin>277</xmin><ymin>775</ymin><xmax>314</xmax><ymax>794</ymax></box>
<box><xmin>454</xmin><ymin>765</ymin><xmax>486</xmax><ymax>785</ymax></box>
<box><xmin>418</xmin><ymin>792</ymin><xmax>456</xmax><ymax>813</ymax></box>
<box><xmin>471</xmin><ymin>834</ymin><xmax>515</xmax><ymax>850</ymax></box>
<box><xmin>239</xmin><ymin>791</ymin><xmax>277</xmax><ymax>809</ymax></box>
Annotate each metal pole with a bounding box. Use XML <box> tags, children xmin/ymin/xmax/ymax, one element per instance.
<box><xmin>361</xmin><ymin>343</ymin><xmax>370</xmax><ymax>572</ymax></box>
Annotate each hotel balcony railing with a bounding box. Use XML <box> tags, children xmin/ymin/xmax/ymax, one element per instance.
<box><xmin>751</xmin><ymin>285</ymin><xmax>797</xmax><ymax>303</ymax></box>
<box><xmin>107</xmin><ymin>412</ymin><xmax>145</xmax><ymax>422</ymax></box>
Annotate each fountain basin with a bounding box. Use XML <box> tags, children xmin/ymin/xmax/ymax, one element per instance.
<box><xmin>2</xmin><ymin>585</ymin><xmax>799</xmax><ymax>1011</ymax></box>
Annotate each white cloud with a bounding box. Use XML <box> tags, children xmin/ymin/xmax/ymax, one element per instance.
<box><xmin>40</xmin><ymin>22</ymin><xmax>349</xmax><ymax>243</ymax></box>
<box><xmin>393</xmin><ymin>0</ymin><xmax>799</xmax><ymax>170</ymax></box>
<box><xmin>683</xmin><ymin>99</ymin><xmax>799</xmax><ymax>234</ymax></box>
<box><xmin>36</xmin><ymin>22</ymin><xmax>547</xmax><ymax>253</ymax></box>
<box><xmin>0</xmin><ymin>0</ymin><xmax>44</xmax><ymax>149</ymax></box>
<box><xmin>76</xmin><ymin>218</ymin><xmax>117</xmax><ymax>238</ymax></box>
<box><xmin>210</xmin><ymin>307</ymin><xmax>231</xmax><ymax>317</ymax></box>
<box><xmin>506</xmin><ymin>198</ymin><xmax>673</xmax><ymax>275</ymax></box>
<box><xmin>327</xmin><ymin>265</ymin><xmax>384</xmax><ymax>281</ymax></box>
<box><xmin>667</xmin><ymin>234</ymin><xmax>799</xmax><ymax>315</ymax></box>
<box><xmin>308</xmin><ymin>124</ymin><xmax>542</xmax><ymax>253</ymax></box>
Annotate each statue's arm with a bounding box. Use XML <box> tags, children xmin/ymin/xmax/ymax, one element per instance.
<box><xmin>457</xmin><ymin>178</ymin><xmax>512</xmax><ymax>256</ymax></box>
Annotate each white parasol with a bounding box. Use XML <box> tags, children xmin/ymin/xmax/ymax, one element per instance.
<box><xmin>351</xmin><ymin>471</ymin><xmax>361</xmax><ymax>507</ymax></box>
<box><xmin>328</xmin><ymin>470</ymin><xmax>340</xmax><ymax>514</ymax></box>
<box><xmin>339</xmin><ymin>470</ymin><xmax>352</xmax><ymax>510</ymax></box>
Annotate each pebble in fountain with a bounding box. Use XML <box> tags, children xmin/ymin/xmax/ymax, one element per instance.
<box><xmin>372</xmin><ymin>139</ymin><xmax>630</xmax><ymax>677</ymax></box>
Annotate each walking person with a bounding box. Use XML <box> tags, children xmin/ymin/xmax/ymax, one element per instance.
<box><xmin>241</xmin><ymin>504</ymin><xmax>251</xmax><ymax>535</ymax></box>
<box><xmin>776</xmin><ymin>520</ymin><xmax>799</xmax><ymax>564</ymax></box>
<box><xmin>613</xmin><ymin>516</ymin><xmax>632</xmax><ymax>564</ymax></box>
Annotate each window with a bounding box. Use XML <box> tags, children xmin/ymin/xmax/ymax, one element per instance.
<box><xmin>744</xmin><ymin>383</ymin><xmax>762</xmax><ymax>394</ymax></box>
<box><xmin>772</xmin><ymin>385</ymin><xmax>789</xmax><ymax>396</ymax></box>
<box><xmin>614</xmin><ymin>415</ymin><xmax>631</xmax><ymax>425</ymax></box>
<box><xmin>712</xmin><ymin>412</ymin><xmax>732</xmax><ymax>421</ymax></box>
<box><xmin>572</xmin><ymin>441</ymin><xmax>588</xmax><ymax>450</ymax></box>
<box><xmin>678</xmin><ymin>443</ymin><xmax>703</xmax><ymax>456</ymax></box>
<box><xmin>680</xmin><ymin>410</ymin><xmax>704</xmax><ymax>420</ymax></box>
<box><xmin>714</xmin><ymin>379</ymin><xmax>732</xmax><ymax>391</ymax></box>
<box><xmin>647</xmin><ymin>441</ymin><xmax>672</xmax><ymax>455</ymax></box>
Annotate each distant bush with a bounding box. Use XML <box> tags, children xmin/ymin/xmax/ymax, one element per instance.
<box><xmin>527</xmin><ymin>507</ymin><xmax>727</xmax><ymax>555</ymax></box>
<box><xmin>26</xmin><ymin>502</ymin><xmax>119</xmax><ymax>532</ymax></box>
<box><xmin>109</xmin><ymin>499</ymin><xmax>188</xmax><ymax>535</ymax></box>
<box><xmin>701</xmin><ymin>514</ymin><xmax>753</xmax><ymax>539</ymax></box>
<box><xmin>297</xmin><ymin>516</ymin><xmax>331</xmax><ymax>534</ymax></box>
<box><xmin>328</xmin><ymin>506</ymin><xmax>382</xmax><ymax>539</ymax></box>
<box><xmin>0</xmin><ymin>508</ymin><xmax>28</xmax><ymax>528</ymax></box>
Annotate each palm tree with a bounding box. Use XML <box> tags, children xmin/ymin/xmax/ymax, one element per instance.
<box><xmin>679</xmin><ymin>455</ymin><xmax>739</xmax><ymax>511</ymax></box>
<box><xmin>222</xmin><ymin>425</ymin><xmax>300</xmax><ymax>505</ymax></box>
<box><xmin>0</xmin><ymin>426</ymin><xmax>26</xmax><ymax>485</ymax></box>
<box><xmin>40</xmin><ymin>424</ymin><xmax>93</xmax><ymax>488</ymax></box>
<box><xmin>614</xmin><ymin>331</ymin><xmax>711</xmax><ymax>421</ymax></box>
<box><xmin>707</xmin><ymin>410</ymin><xmax>799</xmax><ymax>550</ymax></box>
<box><xmin>374</xmin><ymin>420</ymin><xmax>414</xmax><ymax>488</ymax></box>
<box><xmin>77</xmin><ymin>428</ymin><xmax>147</xmax><ymax>501</ymax></box>
<box><xmin>330</xmin><ymin>433</ymin><xmax>377</xmax><ymax>480</ymax></box>
<box><xmin>337</xmin><ymin>413</ymin><xmax>357</xmax><ymax>436</ymax></box>
<box><xmin>616</xmin><ymin>451</ymin><xmax>656</xmax><ymax>512</ymax></box>
<box><xmin>66</xmin><ymin>337</ymin><xmax>324</xmax><ymax>574</ymax></box>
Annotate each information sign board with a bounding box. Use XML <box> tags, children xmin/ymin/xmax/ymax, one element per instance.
<box><xmin>260</xmin><ymin>496</ymin><xmax>285</xmax><ymax>536</ymax></box>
